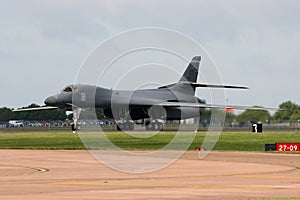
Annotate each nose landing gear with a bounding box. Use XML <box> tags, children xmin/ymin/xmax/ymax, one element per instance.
<box><xmin>71</xmin><ymin>107</ymin><xmax>81</xmax><ymax>133</ymax></box>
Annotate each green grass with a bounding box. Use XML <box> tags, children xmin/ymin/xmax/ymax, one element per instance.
<box><xmin>214</xmin><ymin>132</ymin><xmax>300</xmax><ymax>151</ymax></box>
<box><xmin>0</xmin><ymin>131</ymin><xmax>299</xmax><ymax>151</ymax></box>
<box><xmin>0</xmin><ymin>132</ymin><xmax>84</xmax><ymax>149</ymax></box>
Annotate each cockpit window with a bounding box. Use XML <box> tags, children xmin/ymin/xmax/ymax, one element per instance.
<box><xmin>62</xmin><ymin>85</ymin><xmax>77</xmax><ymax>92</ymax></box>
<box><xmin>63</xmin><ymin>87</ymin><xmax>73</xmax><ymax>92</ymax></box>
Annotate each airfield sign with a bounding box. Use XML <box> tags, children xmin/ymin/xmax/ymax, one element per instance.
<box><xmin>276</xmin><ymin>143</ymin><xmax>300</xmax><ymax>152</ymax></box>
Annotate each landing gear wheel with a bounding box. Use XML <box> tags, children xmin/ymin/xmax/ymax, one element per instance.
<box><xmin>145</xmin><ymin>121</ymin><xmax>164</xmax><ymax>131</ymax></box>
<box><xmin>158</xmin><ymin>122</ymin><xmax>164</xmax><ymax>131</ymax></box>
<box><xmin>71</xmin><ymin>124</ymin><xmax>80</xmax><ymax>132</ymax></box>
<box><xmin>153</xmin><ymin>122</ymin><xmax>163</xmax><ymax>131</ymax></box>
<box><xmin>116</xmin><ymin>121</ymin><xmax>134</xmax><ymax>131</ymax></box>
<box><xmin>71</xmin><ymin>124</ymin><xmax>76</xmax><ymax>131</ymax></box>
<box><xmin>117</xmin><ymin>125</ymin><xmax>121</xmax><ymax>131</ymax></box>
<box><xmin>128</xmin><ymin>122</ymin><xmax>134</xmax><ymax>131</ymax></box>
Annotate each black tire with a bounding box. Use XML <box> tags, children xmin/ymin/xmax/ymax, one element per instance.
<box><xmin>152</xmin><ymin>122</ymin><xmax>164</xmax><ymax>131</ymax></box>
<box><xmin>158</xmin><ymin>122</ymin><xmax>164</xmax><ymax>131</ymax></box>
<box><xmin>145</xmin><ymin>123</ymin><xmax>152</xmax><ymax>131</ymax></box>
<box><xmin>128</xmin><ymin>122</ymin><xmax>134</xmax><ymax>131</ymax></box>
<box><xmin>153</xmin><ymin>123</ymin><xmax>159</xmax><ymax>131</ymax></box>
<box><xmin>71</xmin><ymin>124</ymin><xmax>76</xmax><ymax>131</ymax></box>
<box><xmin>116</xmin><ymin>124</ymin><xmax>121</xmax><ymax>131</ymax></box>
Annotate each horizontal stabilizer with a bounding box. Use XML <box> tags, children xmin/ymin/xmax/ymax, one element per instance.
<box><xmin>157</xmin><ymin>102</ymin><xmax>279</xmax><ymax>111</ymax></box>
<box><xmin>13</xmin><ymin>106</ymin><xmax>58</xmax><ymax>112</ymax></box>
<box><xmin>191</xmin><ymin>83</ymin><xmax>248</xmax><ymax>89</ymax></box>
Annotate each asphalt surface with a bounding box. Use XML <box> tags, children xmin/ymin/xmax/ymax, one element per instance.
<box><xmin>0</xmin><ymin>150</ymin><xmax>300</xmax><ymax>199</ymax></box>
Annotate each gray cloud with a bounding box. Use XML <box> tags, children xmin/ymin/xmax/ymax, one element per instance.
<box><xmin>0</xmin><ymin>0</ymin><xmax>299</xmax><ymax>108</ymax></box>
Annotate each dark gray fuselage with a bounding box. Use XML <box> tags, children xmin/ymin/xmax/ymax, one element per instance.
<box><xmin>48</xmin><ymin>84</ymin><xmax>201</xmax><ymax>120</ymax></box>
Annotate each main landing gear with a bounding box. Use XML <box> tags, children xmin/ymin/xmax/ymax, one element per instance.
<box><xmin>114</xmin><ymin>106</ymin><xmax>166</xmax><ymax>131</ymax></box>
<box><xmin>116</xmin><ymin>119</ymin><xmax>164</xmax><ymax>131</ymax></box>
<box><xmin>116</xmin><ymin>120</ymin><xmax>134</xmax><ymax>131</ymax></box>
<box><xmin>145</xmin><ymin>120</ymin><xmax>164</xmax><ymax>131</ymax></box>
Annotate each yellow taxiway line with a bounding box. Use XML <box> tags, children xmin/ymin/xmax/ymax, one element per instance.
<box><xmin>49</xmin><ymin>181</ymin><xmax>276</xmax><ymax>190</ymax></box>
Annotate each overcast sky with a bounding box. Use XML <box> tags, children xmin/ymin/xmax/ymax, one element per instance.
<box><xmin>0</xmin><ymin>0</ymin><xmax>299</xmax><ymax>109</ymax></box>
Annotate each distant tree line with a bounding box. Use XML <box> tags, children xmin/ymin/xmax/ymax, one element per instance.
<box><xmin>0</xmin><ymin>104</ymin><xmax>66</xmax><ymax>123</ymax></box>
<box><xmin>199</xmin><ymin>101</ymin><xmax>300</xmax><ymax>125</ymax></box>
<box><xmin>0</xmin><ymin>101</ymin><xmax>299</xmax><ymax>124</ymax></box>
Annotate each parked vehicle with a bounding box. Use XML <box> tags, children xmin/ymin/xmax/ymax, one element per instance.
<box><xmin>8</xmin><ymin>120</ymin><xmax>24</xmax><ymax>127</ymax></box>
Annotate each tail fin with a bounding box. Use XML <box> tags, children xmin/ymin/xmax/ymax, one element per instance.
<box><xmin>179</xmin><ymin>56</ymin><xmax>201</xmax><ymax>83</ymax></box>
<box><xmin>164</xmin><ymin>56</ymin><xmax>248</xmax><ymax>97</ymax></box>
<box><xmin>166</xmin><ymin>56</ymin><xmax>200</xmax><ymax>96</ymax></box>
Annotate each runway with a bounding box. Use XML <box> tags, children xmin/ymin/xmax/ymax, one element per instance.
<box><xmin>0</xmin><ymin>150</ymin><xmax>300</xmax><ymax>199</ymax></box>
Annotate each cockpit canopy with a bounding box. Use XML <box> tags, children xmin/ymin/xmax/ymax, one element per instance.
<box><xmin>62</xmin><ymin>85</ymin><xmax>77</xmax><ymax>93</ymax></box>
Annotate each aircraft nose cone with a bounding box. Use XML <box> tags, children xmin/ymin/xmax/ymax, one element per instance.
<box><xmin>44</xmin><ymin>96</ymin><xmax>57</xmax><ymax>106</ymax></box>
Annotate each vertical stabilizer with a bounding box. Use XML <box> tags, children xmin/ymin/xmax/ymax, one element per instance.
<box><xmin>169</xmin><ymin>56</ymin><xmax>201</xmax><ymax>96</ymax></box>
<box><xmin>179</xmin><ymin>56</ymin><xmax>201</xmax><ymax>83</ymax></box>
